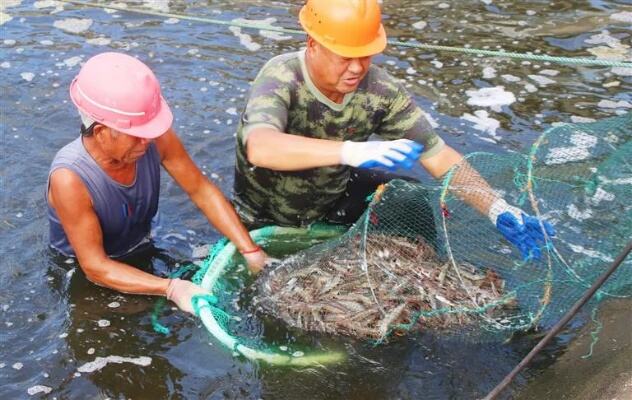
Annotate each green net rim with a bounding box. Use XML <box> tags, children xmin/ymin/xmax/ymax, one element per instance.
<box><xmin>197</xmin><ymin>224</ymin><xmax>348</xmax><ymax>366</ymax></box>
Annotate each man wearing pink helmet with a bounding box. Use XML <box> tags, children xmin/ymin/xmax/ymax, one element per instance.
<box><xmin>47</xmin><ymin>52</ymin><xmax>268</xmax><ymax>315</ymax></box>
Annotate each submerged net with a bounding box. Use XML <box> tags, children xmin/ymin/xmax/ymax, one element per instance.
<box><xmin>197</xmin><ymin>113</ymin><xmax>631</xmax><ymax>362</ymax></box>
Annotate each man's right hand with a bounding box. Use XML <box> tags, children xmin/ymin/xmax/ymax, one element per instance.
<box><xmin>340</xmin><ymin>139</ymin><xmax>423</xmax><ymax>171</ymax></box>
<box><xmin>166</xmin><ymin>278</ymin><xmax>209</xmax><ymax>314</ymax></box>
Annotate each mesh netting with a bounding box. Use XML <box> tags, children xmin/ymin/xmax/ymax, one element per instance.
<box><xmin>197</xmin><ymin>113</ymin><xmax>631</xmax><ymax>363</ymax></box>
<box><xmin>253</xmin><ymin>112</ymin><xmax>632</xmax><ymax>342</ymax></box>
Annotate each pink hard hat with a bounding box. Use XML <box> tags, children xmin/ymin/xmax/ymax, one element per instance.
<box><xmin>69</xmin><ymin>52</ymin><xmax>173</xmax><ymax>139</ymax></box>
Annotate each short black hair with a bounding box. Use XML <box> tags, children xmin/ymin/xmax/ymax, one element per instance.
<box><xmin>80</xmin><ymin>121</ymin><xmax>99</xmax><ymax>137</ymax></box>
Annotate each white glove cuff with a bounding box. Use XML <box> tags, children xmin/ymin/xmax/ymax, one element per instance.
<box><xmin>340</xmin><ymin>141</ymin><xmax>354</xmax><ymax>166</ymax></box>
<box><xmin>488</xmin><ymin>198</ymin><xmax>523</xmax><ymax>224</ymax></box>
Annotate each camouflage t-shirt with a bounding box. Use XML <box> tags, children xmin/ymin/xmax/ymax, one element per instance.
<box><xmin>233</xmin><ymin>50</ymin><xmax>444</xmax><ymax>227</ymax></box>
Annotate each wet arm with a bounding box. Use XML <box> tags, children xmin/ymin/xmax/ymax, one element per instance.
<box><xmin>246</xmin><ymin>127</ymin><xmax>343</xmax><ymax>171</ymax></box>
<box><xmin>156</xmin><ymin>129</ymin><xmax>260</xmax><ymax>253</ymax></box>
<box><xmin>421</xmin><ymin>145</ymin><xmax>500</xmax><ymax>215</ymax></box>
<box><xmin>49</xmin><ymin>169</ymin><xmax>170</xmax><ymax>295</ymax></box>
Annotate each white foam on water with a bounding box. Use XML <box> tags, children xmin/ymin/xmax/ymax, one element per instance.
<box><xmin>0</xmin><ymin>12</ymin><xmax>12</xmax><ymax>25</ymax></box>
<box><xmin>529</xmin><ymin>74</ymin><xmax>556</xmax><ymax>86</ymax></box>
<box><xmin>585</xmin><ymin>30</ymin><xmax>622</xmax><ymax>47</ymax></box>
<box><xmin>601</xmin><ymin>177</ymin><xmax>632</xmax><ymax>186</ymax></box>
<box><xmin>482</xmin><ymin>66</ymin><xmax>496</xmax><ymax>79</ymax></box>
<box><xmin>422</xmin><ymin>111</ymin><xmax>439</xmax><ymax>128</ymax></box>
<box><xmin>412</xmin><ymin>20</ymin><xmax>427</xmax><ymax>30</ymax></box>
<box><xmin>228</xmin><ymin>26</ymin><xmax>261</xmax><ymax>52</ymax></box>
<box><xmin>598</xmin><ymin>99</ymin><xmax>632</xmax><ymax>109</ymax></box>
<box><xmin>465</xmin><ymin>86</ymin><xmax>516</xmax><ymax>112</ymax></box>
<box><xmin>107</xmin><ymin>302</ymin><xmax>120</xmax><ymax>308</ymax></box>
<box><xmin>21</xmin><ymin>72</ymin><xmax>35</xmax><ymax>82</ymax></box>
<box><xmin>538</xmin><ymin>69</ymin><xmax>559</xmax><ymax>76</ymax></box>
<box><xmin>1</xmin><ymin>62</ymin><xmax>10</xmax><ymax>68</ymax></box>
<box><xmin>226</xmin><ymin>107</ymin><xmax>238</xmax><ymax>116</ymax></box>
<box><xmin>97</xmin><ymin>319</ymin><xmax>110</xmax><ymax>327</ymax></box>
<box><xmin>568</xmin><ymin>243</ymin><xmax>613</xmax><ymax>262</ymax></box>
<box><xmin>161</xmin><ymin>232</ymin><xmax>187</xmax><ymax>241</ymax></box>
<box><xmin>164</xmin><ymin>17</ymin><xmax>179</xmax><ymax>24</ymax></box>
<box><xmin>611</xmin><ymin>11</ymin><xmax>632</xmax><ymax>23</ymax></box>
<box><xmin>40</xmin><ymin>39</ymin><xmax>53</xmax><ymax>45</ymax></box>
<box><xmin>545</xmin><ymin>130</ymin><xmax>598</xmax><ymax>165</ymax></box>
<box><xmin>102</xmin><ymin>1</ymin><xmax>126</xmax><ymax>14</ymax></box>
<box><xmin>86</xmin><ymin>37</ymin><xmax>111</xmax><ymax>46</ymax></box>
<box><xmin>545</xmin><ymin>146</ymin><xmax>590</xmax><ymax>165</ymax></box>
<box><xmin>63</xmin><ymin>56</ymin><xmax>82</xmax><ymax>68</ymax></box>
<box><xmin>524</xmin><ymin>83</ymin><xmax>538</xmax><ymax>93</ymax></box>
<box><xmin>34</xmin><ymin>0</ymin><xmax>59</xmax><ymax>9</ymax></box>
<box><xmin>77</xmin><ymin>355</ymin><xmax>152</xmax><ymax>373</ymax></box>
<box><xmin>570</xmin><ymin>116</ymin><xmax>596</xmax><ymax>123</ymax></box>
<box><xmin>13</xmin><ymin>362</ymin><xmax>24</xmax><ymax>370</ymax></box>
<box><xmin>501</xmin><ymin>74</ymin><xmax>521</xmax><ymax>82</ymax></box>
<box><xmin>233</xmin><ymin>18</ymin><xmax>292</xmax><ymax>41</ymax></box>
<box><xmin>53</xmin><ymin>18</ymin><xmax>92</xmax><ymax>34</ymax></box>
<box><xmin>612</xmin><ymin>67</ymin><xmax>632</xmax><ymax>77</ymax></box>
<box><xmin>4</xmin><ymin>39</ymin><xmax>16</xmax><ymax>45</ymax></box>
<box><xmin>430</xmin><ymin>60</ymin><xmax>443</xmax><ymax>69</ymax></box>
<box><xmin>438</xmin><ymin>2</ymin><xmax>450</xmax><ymax>9</ymax></box>
<box><xmin>259</xmin><ymin>29</ymin><xmax>292</xmax><ymax>41</ymax></box>
<box><xmin>569</xmin><ymin>131</ymin><xmax>598</xmax><ymax>147</ymax></box>
<box><xmin>587</xmin><ymin>45</ymin><xmax>630</xmax><ymax>61</ymax></box>
<box><xmin>1</xmin><ymin>0</ymin><xmax>21</xmax><ymax>9</ymax></box>
<box><xmin>143</xmin><ymin>0</ymin><xmax>169</xmax><ymax>13</ymax></box>
<box><xmin>567</xmin><ymin>204</ymin><xmax>593</xmax><ymax>221</ymax></box>
<box><xmin>192</xmin><ymin>244</ymin><xmax>210</xmax><ymax>259</ymax></box>
<box><xmin>27</xmin><ymin>385</ymin><xmax>52</xmax><ymax>396</ymax></box>
<box><xmin>588</xmin><ymin>187</ymin><xmax>615</xmax><ymax>206</ymax></box>
<box><xmin>461</xmin><ymin>110</ymin><xmax>500</xmax><ymax>138</ymax></box>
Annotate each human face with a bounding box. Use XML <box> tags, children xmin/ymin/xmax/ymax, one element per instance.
<box><xmin>95</xmin><ymin>125</ymin><xmax>152</xmax><ymax>164</ymax></box>
<box><xmin>305</xmin><ymin>37</ymin><xmax>373</xmax><ymax>103</ymax></box>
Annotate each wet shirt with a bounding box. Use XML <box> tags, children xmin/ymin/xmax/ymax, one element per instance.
<box><xmin>234</xmin><ymin>50</ymin><xmax>444</xmax><ymax>227</ymax></box>
<box><xmin>47</xmin><ymin>136</ymin><xmax>160</xmax><ymax>257</ymax></box>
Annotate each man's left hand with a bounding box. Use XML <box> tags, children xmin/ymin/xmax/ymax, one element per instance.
<box><xmin>240</xmin><ymin>247</ymin><xmax>275</xmax><ymax>274</ymax></box>
<box><xmin>489</xmin><ymin>199</ymin><xmax>555</xmax><ymax>260</ymax></box>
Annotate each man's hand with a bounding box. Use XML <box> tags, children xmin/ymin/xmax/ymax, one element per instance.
<box><xmin>341</xmin><ymin>139</ymin><xmax>423</xmax><ymax>171</ymax></box>
<box><xmin>166</xmin><ymin>278</ymin><xmax>209</xmax><ymax>314</ymax></box>
<box><xmin>489</xmin><ymin>199</ymin><xmax>556</xmax><ymax>260</ymax></box>
<box><xmin>240</xmin><ymin>247</ymin><xmax>276</xmax><ymax>274</ymax></box>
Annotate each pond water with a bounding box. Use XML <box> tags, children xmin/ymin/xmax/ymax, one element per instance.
<box><xmin>1</xmin><ymin>0</ymin><xmax>630</xmax><ymax>399</ymax></box>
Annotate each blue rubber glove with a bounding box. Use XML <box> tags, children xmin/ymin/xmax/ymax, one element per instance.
<box><xmin>340</xmin><ymin>139</ymin><xmax>423</xmax><ymax>171</ymax></box>
<box><xmin>488</xmin><ymin>199</ymin><xmax>555</xmax><ymax>260</ymax></box>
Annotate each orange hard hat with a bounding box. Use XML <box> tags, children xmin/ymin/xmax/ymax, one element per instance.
<box><xmin>299</xmin><ymin>0</ymin><xmax>387</xmax><ymax>58</ymax></box>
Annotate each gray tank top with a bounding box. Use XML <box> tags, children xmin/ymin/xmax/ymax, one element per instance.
<box><xmin>47</xmin><ymin>136</ymin><xmax>160</xmax><ymax>257</ymax></box>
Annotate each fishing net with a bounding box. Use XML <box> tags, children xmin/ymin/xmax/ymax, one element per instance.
<box><xmin>195</xmin><ymin>112</ymin><xmax>631</xmax><ymax>363</ymax></box>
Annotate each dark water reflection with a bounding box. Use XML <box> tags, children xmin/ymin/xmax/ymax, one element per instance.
<box><xmin>1</xmin><ymin>0</ymin><xmax>630</xmax><ymax>398</ymax></box>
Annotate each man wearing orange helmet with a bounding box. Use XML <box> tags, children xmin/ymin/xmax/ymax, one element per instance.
<box><xmin>234</xmin><ymin>0</ymin><xmax>554</xmax><ymax>261</ymax></box>
<box><xmin>47</xmin><ymin>52</ymin><xmax>268</xmax><ymax>315</ymax></box>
